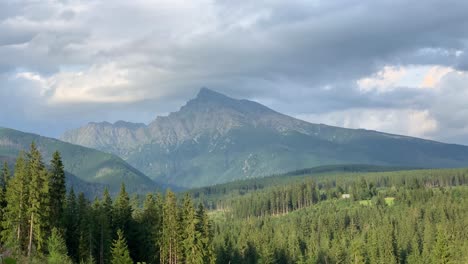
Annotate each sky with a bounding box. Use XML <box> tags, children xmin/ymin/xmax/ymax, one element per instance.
<box><xmin>1</xmin><ymin>0</ymin><xmax>468</xmax><ymax>144</ymax></box>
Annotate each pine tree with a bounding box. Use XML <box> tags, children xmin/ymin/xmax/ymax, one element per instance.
<box><xmin>111</xmin><ymin>229</ymin><xmax>133</xmax><ymax>264</ymax></box>
<box><xmin>0</xmin><ymin>161</ymin><xmax>10</xmax><ymax>239</ymax></box>
<box><xmin>98</xmin><ymin>188</ymin><xmax>113</xmax><ymax>264</ymax></box>
<box><xmin>0</xmin><ymin>161</ymin><xmax>10</xmax><ymax>205</ymax></box>
<box><xmin>113</xmin><ymin>183</ymin><xmax>132</xmax><ymax>237</ymax></box>
<box><xmin>195</xmin><ymin>203</ymin><xmax>215</xmax><ymax>264</ymax></box>
<box><xmin>180</xmin><ymin>194</ymin><xmax>203</xmax><ymax>264</ymax></box>
<box><xmin>27</xmin><ymin>142</ymin><xmax>51</xmax><ymax>255</ymax></box>
<box><xmin>1</xmin><ymin>152</ymin><xmax>30</xmax><ymax>253</ymax></box>
<box><xmin>432</xmin><ymin>227</ymin><xmax>450</xmax><ymax>264</ymax></box>
<box><xmin>48</xmin><ymin>228</ymin><xmax>73</xmax><ymax>264</ymax></box>
<box><xmin>77</xmin><ymin>192</ymin><xmax>94</xmax><ymax>263</ymax></box>
<box><xmin>64</xmin><ymin>187</ymin><xmax>79</xmax><ymax>262</ymax></box>
<box><xmin>49</xmin><ymin>151</ymin><xmax>66</xmax><ymax>230</ymax></box>
<box><xmin>161</xmin><ymin>190</ymin><xmax>180</xmax><ymax>264</ymax></box>
<box><xmin>135</xmin><ymin>193</ymin><xmax>161</xmax><ymax>263</ymax></box>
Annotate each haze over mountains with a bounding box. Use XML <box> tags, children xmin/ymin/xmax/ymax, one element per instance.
<box><xmin>61</xmin><ymin>88</ymin><xmax>468</xmax><ymax>188</ymax></box>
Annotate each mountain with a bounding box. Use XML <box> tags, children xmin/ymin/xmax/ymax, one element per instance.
<box><xmin>61</xmin><ymin>88</ymin><xmax>468</xmax><ymax>188</ymax></box>
<box><xmin>0</xmin><ymin>127</ymin><xmax>156</xmax><ymax>194</ymax></box>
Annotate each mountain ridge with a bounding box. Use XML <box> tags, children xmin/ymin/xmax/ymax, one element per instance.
<box><xmin>0</xmin><ymin>127</ymin><xmax>156</xmax><ymax>194</ymax></box>
<box><xmin>61</xmin><ymin>88</ymin><xmax>468</xmax><ymax>187</ymax></box>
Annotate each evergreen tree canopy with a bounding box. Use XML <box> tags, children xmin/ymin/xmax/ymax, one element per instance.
<box><xmin>111</xmin><ymin>229</ymin><xmax>133</xmax><ymax>264</ymax></box>
<box><xmin>48</xmin><ymin>228</ymin><xmax>73</xmax><ymax>264</ymax></box>
<box><xmin>0</xmin><ymin>142</ymin><xmax>467</xmax><ymax>264</ymax></box>
<box><xmin>49</xmin><ymin>151</ymin><xmax>66</xmax><ymax>229</ymax></box>
<box><xmin>27</xmin><ymin>142</ymin><xmax>50</xmax><ymax>255</ymax></box>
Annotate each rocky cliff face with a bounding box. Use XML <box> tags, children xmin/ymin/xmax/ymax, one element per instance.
<box><xmin>62</xmin><ymin>88</ymin><xmax>318</xmax><ymax>149</ymax></box>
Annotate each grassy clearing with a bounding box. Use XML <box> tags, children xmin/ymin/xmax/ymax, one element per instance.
<box><xmin>207</xmin><ymin>209</ymin><xmax>229</xmax><ymax>221</ymax></box>
<box><xmin>385</xmin><ymin>197</ymin><xmax>395</xmax><ymax>206</ymax></box>
<box><xmin>359</xmin><ymin>197</ymin><xmax>395</xmax><ymax>206</ymax></box>
<box><xmin>359</xmin><ymin>200</ymin><xmax>372</xmax><ymax>206</ymax></box>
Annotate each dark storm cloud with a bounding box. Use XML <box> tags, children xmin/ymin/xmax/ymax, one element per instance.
<box><xmin>1</xmin><ymin>0</ymin><xmax>468</xmax><ymax>142</ymax></box>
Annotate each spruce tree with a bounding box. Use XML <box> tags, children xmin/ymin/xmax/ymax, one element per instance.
<box><xmin>0</xmin><ymin>161</ymin><xmax>10</xmax><ymax>239</ymax></box>
<box><xmin>64</xmin><ymin>187</ymin><xmax>79</xmax><ymax>262</ymax></box>
<box><xmin>0</xmin><ymin>161</ymin><xmax>10</xmax><ymax>206</ymax></box>
<box><xmin>27</xmin><ymin>142</ymin><xmax>50</xmax><ymax>255</ymax></box>
<box><xmin>77</xmin><ymin>192</ymin><xmax>94</xmax><ymax>263</ymax></box>
<box><xmin>49</xmin><ymin>151</ymin><xmax>66</xmax><ymax>229</ymax></box>
<box><xmin>98</xmin><ymin>188</ymin><xmax>113</xmax><ymax>264</ymax></box>
<box><xmin>113</xmin><ymin>183</ymin><xmax>132</xmax><ymax>237</ymax></box>
<box><xmin>432</xmin><ymin>227</ymin><xmax>450</xmax><ymax>264</ymax></box>
<box><xmin>195</xmin><ymin>203</ymin><xmax>215</xmax><ymax>264</ymax></box>
<box><xmin>48</xmin><ymin>228</ymin><xmax>73</xmax><ymax>264</ymax></box>
<box><xmin>136</xmin><ymin>193</ymin><xmax>160</xmax><ymax>263</ymax></box>
<box><xmin>1</xmin><ymin>152</ymin><xmax>30</xmax><ymax>253</ymax></box>
<box><xmin>111</xmin><ymin>229</ymin><xmax>133</xmax><ymax>264</ymax></box>
<box><xmin>161</xmin><ymin>190</ymin><xmax>179</xmax><ymax>264</ymax></box>
<box><xmin>181</xmin><ymin>194</ymin><xmax>203</xmax><ymax>264</ymax></box>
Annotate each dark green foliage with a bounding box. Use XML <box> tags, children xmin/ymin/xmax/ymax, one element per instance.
<box><xmin>64</xmin><ymin>187</ymin><xmax>79</xmax><ymax>261</ymax></box>
<box><xmin>180</xmin><ymin>194</ymin><xmax>202</xmax><ymax>264</ymax></box>
<box><xmin>112</xmin><ymin>184</ymin><xmax>132</xmax><ymax>238</ymax></box>
<box><xmin>195</xmin><ymin>203</ymin><xmax>215</xmax><ymax>264</ymax></box>
<box><xmin>2</xmin><ymin>141</ymin><xmax>467</xmax><ymax>264</ymax></box>
<box><xmin>132</xmin><ymin>193</ymin><xmax>161</xmax><ymax>263</ymax></box>
<box><xmin>160</xmin><ymin>190</ymin><xmax>179</xmax><ymax>264</ymax></box>
<box><xmin>207</xmin><ymin>169</ymin><xmax>468</xmax><ymax>264</ymax></box>
<box><xmin>0</xmin><ymin>161</ymin><xmax>10</xmax><ymax>237</ymax></box>
<box><xmin>77</xmin><ymin>192</ymin><xmax>95</xmax><ymax>263</ymax></box>
<box><xmin>1</xmin><ymin>145</ymin><xmax>214</xmax><ymax>263</ymax></box>
<box><xmin>96</xmin><ymin>188</ymin><xmax>113</xmax><ymax>264</ymax></box>
<box><xmin>2</xmin><ymin>152</ymin><xmax>30</xmax><ymax>253</ymax></box>
<box><xmin>49</xmin><ymin>151</ymin><xmax>66</xmax><ymax>229</ymax></box>
<box><xmin>27</xmin><ymin>142</ymin><xmax>50</xmax><ymax>255</ymax></box>
<box><xmin>0</xmin><ymin>161</ymin><xmax>10</xmax><ymax>195</ymax></box>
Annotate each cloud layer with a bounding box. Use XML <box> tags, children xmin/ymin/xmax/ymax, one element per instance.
<box><xmin>1</xmin><ymin>0</ymin><xmax>468</xmax><ymax>143</ymax></box>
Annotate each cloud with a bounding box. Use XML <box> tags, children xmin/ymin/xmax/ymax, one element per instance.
<box><xmin>1</xmin><ymin>0</ymin><xmax>468</xmax><ymax>143</ymax></box>
<box><xmin>357</xmin><ymin>65</ymin><xmax>454</xmax><ymax>92</ymax></box>
<box><xmin>296</xmin><ymin>108</ymin><xmax>438</xmax><ymax>139</ymax></box>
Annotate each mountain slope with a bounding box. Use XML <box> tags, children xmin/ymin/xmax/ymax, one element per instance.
<box><xmin>0</xmin><ymin>127</ymin><xmax>156</xmax><ymax>193</ymax></box>
<box><xmin>61</xmin><ymin>88</ymin><xmax>468</xmax><ymax>187</ymax></box>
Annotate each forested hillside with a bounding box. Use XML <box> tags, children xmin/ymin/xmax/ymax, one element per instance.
<box><xmin>1</xmin><ymin>141</ymin><xmax>467</xmax><ymax>263</ymax></box>
<box><xmin>0</xmin><ymin>144</ymin><xmax>214</xmax><ymax>264</ymax></box>
<box><xmin>0</xmin><ymin>127</ymin><xmax>155</xmax><ymax>194</ymax></box>
<box><xmin>203</xmin><ymin>168</ymin><xmax>468</xmax><ymax>263</ymax></box>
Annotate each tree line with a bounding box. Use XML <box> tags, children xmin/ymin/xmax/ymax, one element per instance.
<box><xmin>0</xmin><ymin>143</ymin><xmax>215</xmax><ymax>264</ymax></box>
<box><xmin>193</xmin><ymin>168</ymin><xmax>468</xmax><ymax>218</ymax></box>
<box><xmin>211</xmin><ymin>172</ymin><xmax>468</xmax><ymax>263</ymax></box>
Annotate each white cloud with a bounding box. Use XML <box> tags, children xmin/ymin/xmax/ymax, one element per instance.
<box><xmin>357</xmin><ymin>65</ymin><xmax>454</xmax><ymax>92</ymax></box>
<box><xmin>297</xmin><ymin>108</ymin><xmax>438</xmax><ymax>139</ymax></box>
<box><xmin>15</xmin><ymin>63</ymin><xmax>145</xmax><ymax>104</ymax></box>
<box><xmin>421</xmin><ymin>66</ymin><xmax>453</xmax><ymax>88</ymax></box>
<box><xmin>357</xmin><ymin>66</ymin><xmax>406</xmax><ymax>92</ymax></box>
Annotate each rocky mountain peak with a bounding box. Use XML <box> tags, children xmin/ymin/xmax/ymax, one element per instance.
<box><xmin>196</xmin><ymin>87</ymin><xmax>230</xmax><ymax>101</ymax></box>
<box><xmin>180</xmin><ymin>88</ymin><xmax>278</xmax><ymax>117</ymax></box>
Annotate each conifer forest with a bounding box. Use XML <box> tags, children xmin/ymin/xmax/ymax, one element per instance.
<box><xmin>0</xmin><ymin>143</ymin><xmax>467</xmax><ymax>263</ymax></box>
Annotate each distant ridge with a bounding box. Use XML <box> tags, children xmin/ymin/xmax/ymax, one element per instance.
<box><xmin>0</xmin><ymin>127</ymin><xmax>156</xmax><ymax>194</ymax></box>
